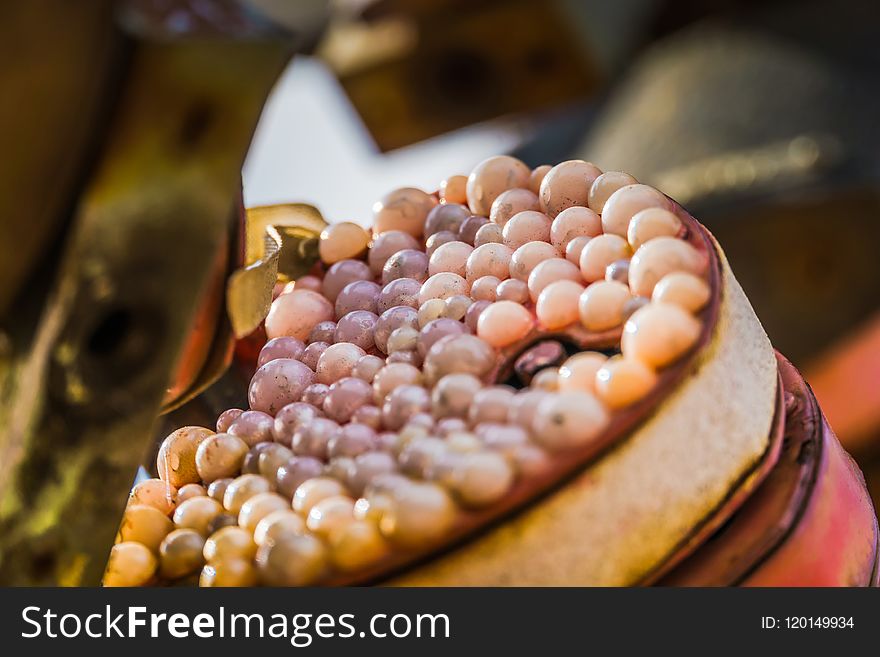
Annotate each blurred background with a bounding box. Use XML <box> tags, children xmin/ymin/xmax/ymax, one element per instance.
<box><xmin>2</xmin><ymin>0</ymin><xmax>879</xmax><ymax>582</ymax></box>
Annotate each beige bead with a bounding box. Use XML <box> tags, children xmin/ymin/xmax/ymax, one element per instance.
<box><xmin>532</xmin><ymin>391</ymin><xmax>609</xmax><ymax>451</ymax></box>
<box><xmin>373</xmin><ymin>187</ymin><xmax>436</xmax><ymax>237</ymax></box>
<box><xmin>428</xmin><ymin>240</ymin><xmax>473</xmax><ymax>277</ymax></box>
<box><xmin>419</xmin><ymin>272</ymin><xmax>470</xmax><ymax>304</ymax></box>
<box><xmin>378</xmin><ymin>480</ymin><xmax>456</xmax><ymax>548</ymax></box>
<box><xmin>293</xmin><ymin>477</ymin><xmax>349</xmax><ymax>516</ymax></box>
<box><xmin>558</xmin><ymin>352</ymin><xmax>607</xmax><ymax>394</ymax></box>
<box><xmin>579</xmin><ymin>234</ymin><xmax>631</xmax><ymax>282</ymax></box>
<box><xmin>527</xmin><ymin>257</ymin><xmax>582</xmax><ymax>301</ymax></box>
<box><xmin>158</xmin><ymin>528</ymin><xmax>205</xmax><ymax>579</ymax></box>
<box><xmin>265</xmin><ymin>290</ymin><xmax>334</xmax><ymax>341</ymax></box>
<box><xmin>465</xmin><ymin>243</ymin><xmax>513</xmax><ymax>282</ymax></box>
<box><xmin>474</xmin><ymin>222</ymin><xmax>504</xmax><ymax>247</ymax></box>
<box><xmin>496</xmin><ymin>278</ymin><xmax>529</xmax><ymax>303</ymax></box>
<box><xmin>550</xmin><ymin>206</ymin><xmax>602</xmax><ymax>251</ymax></box>
<box><xmin>466</xmin><ymin>155</ymin><xmax>531</xmax><ymax>215</ymax></box>
<box><xmin>588</xmin><ymin>171</ymin><xmax>638</xmax><ymax>213</ymax></box>
<box><xmin>203</xmin><ymin>526</ymin><xmax>257</xmax><ymax>563</ymax></box>
<box><xmin>316</xmin><ymin>342</ymin><xmax>367</xmax><ymax>384</ymax></box>
<box><xmin>539</xmin><ymin>160</ymin><xmax>603</xmax><ymax>217</ymax></box>
<box><xmin>253</xmin><ymin>509</ymin><xmax>306</xmax><ymax>547</ymax></box>
<box><xmin>489</xmin><ymin>188</ymin><xmax>539</xmax><ymax>226</ymax></box>
<box><xmin>373</xmin><ymin>362</ymin><xmax>423</xmax><ymax>403</ymax></box>
<box><xmin>195</xmin><ymin>433</ymin><xmax>249</xmax><ymax>483</ymax></box>
<box><xmin>200</xmin><ymin>558</ymin><xmax>258</xmax><ymax>587</ymax></box>
<box><xmin>627</xmin><ymin>207</ymin><xmax>683</xmax><ymax>250</ymax></box>
<box><xmin>156</xmin><ymin>426</ymin><xmax>214</xmax><ymax>488</ymax></box>
<box><xmin>621</xmin><ymin>302</ymin><xmax>702</xmax><ymax>368</ymax></box>
<box><xmin>652</xmin><ymin>271</ymin><xmax>710</xmax><ymax>313</ymax></box>
<box><xmin>629</xmin><ymin>236</ymin><xmax>707</xmax><ymax>298</ymax></box>
<box><xmin>319</xmin><ymin>222</ymin><xmax>370</xmax><ymax>264</ymax></box>
<box><xmin>601</xmin><ymin>184</ymin><xmax>672</xmax><ymax>237</ymax></box>
<box><xmin>440</xmin><ymin>175</ymin><xmax>468</xmax><ymax>204</ymax></box>
<box><xmin>536</xmin><ymin>279</ymin><xmax>585</xmax><ymax>330</ymax></box>
<box><xmin>509</xmin><ymin>240</ymin><xmax>558</xmax><ymax>282</ymax></box>
<box><xmin>471</xmin><ymin>275</ymin><xmax>501</xmax><ymax>301</ymax></box>
<box><xmin>531</xmin><ymin>367</ymin><xmax>559</xmax><ymax>391</ymax></box>
<box><xmin>223</xmin><ymin>474</ymin><xmax>273</xmax><ymax>514</ymax></box>
<box><xmin>476</xmin><ymin>300</ymin><xmax>534</xmax><ymax>348</ymax></box>
<box><xmin>130</xmin><ymin>478</ymin><xmax>178</xmax><ymax>517</ymax></box>
<box><xmin>418</xmin><ymin>298</ymin><xmax>447</xmax><ymax>328</ymax></box>
<box><xmin>178</xmin><ymin>483</ymin><xmax>207</xmax><ymax>503</ymax></box>
<box><xmin>529</xmin><ymin>164</ymin><xmax>553</xmax><ymax>194</ymax></box>
<box><xmin>238</xmin><ymin>491</ymin><xmax>290</xmax><ymax>533</ymax></box>
<box><xmin>104</xmin><ymin>542</ymin><xmax>157</xmax><ymax>587</ymax></box>
<box><xmin>502</xmin><ymin>210</ymin><xmax>552</xmax><ymax>250</ymax></box>
<box><xmin>329</xmin><ymin>519</ymin><xmax>389</xmax><ymax>571</ymax></box>
<box><xmin>595</xmin><ymin>356</ymin><xmax>658</xmax><ymax>409</ymax></box>
<box><xmin>565</xmin><ymin>235</ymin><xmax>591</xmax><ymax>265</ymax></box>
<box><xmin>255</xmin><ymin>531</ymin><xmax>327</xmax><ymax>586</ymax></box>
<box><xmin>307</xmin><ymin>495</ymin><xmax>356</xmax><ymax>538</ymax></box>
<box><xmin>578</xmin><ymin>280</ymin><xmax>631</xmax><ymax>331</ymax></box>
<box><xmin>173</xmin><ymin>497</ymin><xmax>224</xmax><ymax>536</ymax></box>
<box><xmin>451</xmin><ymin>450</ymin><xmax>514</xmax><ymax>507</ymax></box>
<box><xmin>117</xmin><ymin>504</ymin><xmax>174</xmax><ymax>553</ymax></box>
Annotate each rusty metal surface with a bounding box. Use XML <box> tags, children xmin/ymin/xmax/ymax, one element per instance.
<box><xmin>0</xmin><ymin>1</ymin><xmax>298</xmax><ymax>585</ymax></box>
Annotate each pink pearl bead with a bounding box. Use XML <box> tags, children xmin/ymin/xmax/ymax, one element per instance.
<box><xmin>293</xmin><ymin>275</ymin><xmax>323</xmax><ymax>293</ymax></box>
<box><xmin>425</xmin><ymin>230</ymin><xmax>458</xmax><ymax>257</ymax></box>
<box><xmin>627</xmin><ymin>207</ymin><xmax>683</xmax><ymax>250</ymax></box>
<box><xmin>300</xmin><ymin>341</ymin><xmax>329</xmax><ymax>371</ymax></box>
<box><xmin>468</xmin><ymin>385</ymin><xmax>516</xmax><ymax>425</ymax></box>
<box><xmin>428</xmin><ymin>240</ymin><xmax>473</xmax><ymax>278</ymax></box>
<box><xmin>539</xmin><ymin>160</ymin><xmax>603</xmax><ymax>218</ymax></box>
<box><xmin>502</xmin><ymin>210</ymin><xmax>552</xmax><ymax>250</ymax></box>
<box><xmin>464</xmin><ymin>299</ymin><xmax>491</xmax><ymax>332</ymax></box>
<box><xmin>621</xmin><ymin>302</ymin><xmax>702</xmax><ymax>368</ymax></box>
<box><xmin>265</xmin><ymin>290</ymin><xmax>334</xmax><ymax>342</ymax></box>
<box><xmin>334</xmin><ymin>310</ymin><xmax>378</xmax><ymax>351</ymax></box>
<box><xmin>440</xmin><ymin>175</ymin><xmax>468</xmax><ymax>204</ymax></box>
<box><xmin>652</xmin><ymin>271</ymin><xmax>710</xmax><ymax>313</ymax></box>
<box><xmin>217</xmin><ymin>408</ymin><xmax>244</xmax><ymax>433</ymax></box>
<box><xmin>527</xmin><ymin>257</ymin><xmax>582</xmax><ymax>301</ymax></box>
<box><xmin>377</xmin><ymin>278</ymin><xmax>421</xmax><ymax>313</ymax></box>
<box><xmin>258</xmin><ymin>337</ymin><xmax>305</xmax><ymax>367</ymax></box>
<box><xmin>471</xmin><ymin>275</ymin><xmax>501</xmax><ymax>301</ymax></box>
<box><xmin>418</xmin><ymin>272</ymin><xmax>470</xmax><ymax>305</ymax></box>
<box><xmin>372</xmin><ymin>362</ymin><xmax>423</xmax><ymax>404</ymax></box>
<box><xmin>424</xmin><ymin>203</ymin><xmax>470</xmax><ymax>237</ymax></box>
<box><xmin>558</xmin><ymin>352</ymin><xmax>607</xmax><ymax>394</ymax></box>
<box><xmin>374</xmin><ymin>306</ymin><xmax>418</xmax><ymax>354</ymax></box>
<box><xmin>458</xmin><ymin>215</ymin><xmax>489</xmax><ymax>245</ymax></box>
<box><xmin>565</xmin><ymin>235</ymin><xmax>591</xmax><ymax>265</ymax></box>
<box><xmin>368</xmin><ymin>230</ymin><xmax>420</xmax><ymax>275</ymax></box>
<box><xmin>422</xmin><ymin>334</ymin><xmax>496</xmax><ymax>385</ymax></box>
<box><xmin>381</xmin><ymin>249</ymin><xmax>429</xmax><ymax>285</ymax></box>
<box><xmin>417</xmin><ymin>318</ymin><xmax>467</xmax><ymax>357</ymax></box>
<box><xmin>496</xmin><ymin>278</ymin><xmax>529</xmax><ymax>303</ymax></box>
<box><xmin>476</xmin><ymin>300</ymin><xmax>534</xmax><ymax>348</ymax></box>
<box><xmin>248</xmin><ymin>358</ymin><xmax>315</xmax><ymax>415</ymax></box>
<box><xmin>595</xmin><ymin>356</ymin><xmax>658</xmax><ymax>409</ymax></box>
<box><xmin>536</xmin><ymin>279</ymin><xmax>585</xmax><ymax>329</ymax></box>
<box><xmin>489</xmin><ymin>188</ymin><xmax>539</xmax><ymax>227</ymax></box>
<box><xmin>319</xmin><ymin>222</ymin><xmax>370</xmax><ymax>265</ymax></box>
<box><xmin>352</xmin><ymin>354</ymin><xmax>386</xmax><ymax>384</ymax></box>
<box><xmin>550</xmin><ymin>206</ymin><xmax>601</xmax><ymax>252</ymax></box>
<box><xmin>532</xmin><ymin>391</ymin><xmax>609</xmax><ymax>451</ymax></box>
<box><xmin>322</xmin><ymin>259</ymin><xmax>371</xmax><ymax>303</ymax></box>
<box><xmin>310</xmin><ymin>322</ymin><xmax>336</xmax><ymax>348</ymax></box>
<box><xmin>509</xmin><ymin>241</ymin><xmax>557</xmax><ymax>281</ymax></box>
<box><xmin>578</xmin><ymin>234</ymin><xmax>631</xmax><ymax>282</ymax></box>
<box><xmin>466</xmin><ymin>155</ymin><xmax>531</xmax><ymax>216</ymax></box>
<box><xmin>601</xmin><ymin>184</ymin><xmax>672</xmax><ymax>237</ymax></box>
<box><xmin>588</xmin><ymin>171</ymin><xmax>638</xmax><ymax>213</ymax></box>
<box><xmin>528</xmin><ymin>165</ymin><xmax>552</xmax><ymax>194</ymax></box>
<box><xmin>315</xmin><ymin>342</ymin><xmax>366</xmax><ymax>384</ymax></box>
<box><xmin>323</xmin><ymin>377</ymin><xmax>374</xmax><ymax>423</ymax></box>
<box><xmin>372</xmin><ymin>187</ymin><xmax>436</xmax><ymax>237</ymax></box>
<box><xmin>578</xmin><ymin>280</ymin><xmax>630</xmax><ymax>331</ymax></box>
<box><xmin>474</xmin><ymin>223</ymin><xmax>504</xmax><ymax>247</ymax></box>
<box><xmin>629</xmin><ymin>236</ymin><xmax>707</xmax><ymax>298</ymax></box>
<box><xmin>465</xmin><ymin>243</ymin><xmax>513</xmax><ymax>282</ymax></box>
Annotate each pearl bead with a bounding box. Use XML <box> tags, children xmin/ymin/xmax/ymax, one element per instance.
<box><xmin>627</xmin><ymin>207</ymin><xmax>682</xmax><ymax>250</ymax></box>
<box><xmin>377</xmin><ymin>480</ymin><xmax>456</xmax><ymax>547</ymax></box>
<box><xmin>443</xmin><ymin>294</ymin><xmax>472</xmax><ymax>321</ymax></box>
<box><xmin>248</xmin><ymin>357</ymin><xmax>315</xmax><ymax>414</ymax></box>
<box><xmin>595</xmin><ymin>356</ymin><xmax>658</xmax><ymax>409</ymax></box>
<box><xmin>533</xmin><ymin>391</ymin><xmax>609</xmax><ymax>451</ymax></box>
<box><xmin>335</xmin><ymin>279</ymin><xmax>380</xmax><ymax>318</ymax></box>
<box><xmin>222</xmin><ymin>474</ymin><xmax>272</xmax><ymax>514</ymax></box>
<box><xmin>173</xmin><ymin>496</ymin><xmax>224</xmax><ymax>536</ymax></box>
<box><xmin>322</xmin><ymin>259</ymin><xmax>372</xmax><ymax>302</ymax></box>
<box><xmin>118</xmin><ymin>504</ymin><xmax>173</xmax><ymax>553</ymax></box>
<box><xmin>652</xmin><ymin>271</ymin><xmax>710</xmax><ymax>313</ymax></box>
<box><xmin>373</xmin><ymin>363</ymin><xmax>423</xmax><ymax>403</ymax></box>
<box><xmin>489</xmin><ymin>188</ymin><xmax>539</xmax><ymax>226</ymax></box>
<box><xmin>464</xmin><ymin>299</ymin><xmax>491</xmax><ymax>332</ymax></box>
<box><xmin>382</xmin><ymin>384</ymin><xmax>431</xmax><ymax>430</ymax></box>
<box><xmin>458</xmin><ymin>215</ymin><xmax>489</xmax><ymax>245</ymax></box>
<box><xmin>578</xmin><ymin>280</ymin><xmax>630</xmax><ymax>331</ymax></box>
<box><xmin>215</xmin><ymin>409</ymin><xmax>243</xmax><ymax>434</ymax></box>
<box><xmin>104</xmin><ymin>542</ymin><xmax>156</xmax><ymax>587</ymax></box>
<box><xmin>432</xmin><ymin>373</ymin><xmax>484</xmax><ymax>418</ymax></box>
<box><xmin>440</xmin><ymin>175</ymin><xmax>468</xmax><ymax>204</ymax></box>
<box><xmin>292</xmin><ymin>417</ymin><xmax>340</xmax><ymax>460</ymax></box>
<box><xmin>477</xmin><ymin>300</ymin><xmax>534</xmax><ymax>348</ymax></box>
<box><xmin>255</xmin><ymin>530</ymin><xmax>327</xmax><ymax>586</ymax></box>
<box><xmin>502</xmin><ymin>210</ymin><xmax>552</xmax><ymax>250</ymax></box>
<box><xmin>531</xmin><ymin>367</ymin><xmax>559</xmax><ymax>391</ymax></box>
<box><xmin>621</xmin><ymin>302</ymin><xmax>702</xmax><ymax>368</ymax></box>
<box><xmin>471</xmin><ymin>275</ymin><xmax>501</xmax><ymax>301</ymax></box>
<box><xmin>417</xmin><ymin>298</ymin><xmax>447</xmax><ymax>328</ymax></box>
<box><xmin>330</xmin><ymin>519</ymin><xmax>389</xmax><ymax>571</ymax></box>
<box><xmin>323</xmin><ymin>377</ymin><xmax>373</xmax><ymax>423</ymax></box>
<box><xmin>527</xmin><ymin>257</ymin><xmax>582</xmax><ymax>301</ymax></box>
<box><xmin>293</xmin><ymin>477</ymin><xmax>348</xmax><ymax>516</ymax></box>
<box><xmin>428</xmin><ymin>240</ymin><xmax>473</xmax><ymax>278</ymax></box>
<box><xmin>130</xmin><ymin>479</ymin><xmax>178</xmax><ymax>517</ymax></box>
<box><xmin>529</xmin><ymin>164</ymin><xmax>552</xmax><ymax>194</ymax></box>
<box><xmin>468</xmin><ymin>386</ymin><xmax>516</xmax><ymax>425</ymax></box>
<box><xmin>258</xmin><ymin>336</ymin><xmax>305</xmax><ymax>366</ymax></box>
<box><xmin>509</xmin><ymin>240</ymin><xmax>558</xmax><ymax>281</ymax></box>
<box><xmin>204</xmin><ymin>526</ymin><xmax>256</xmax><ymax>563</ymax></box>
<box><xmin>300</xmin><ymin>341</ymin><xmax>329</xmax><ymax>371</ymax></box>
<box><xmin>374</xmin><ymin>306</ymin><xmax>419</xmax><ymax>353</ymax></box>
<box><xmin>307</xmin><ymin>321</ymin><xmax>336</xmax><ymax>344</ymax></box>
<box><xmin>194</xmin><ymin>434</ymin><xmax>248</xmax><ymax>483</ymax></box>
<box><xmin>275</xmin><ymin>457</ymin><xmax>323</xmax><ymax>499</ymax></box>
<box><xmin>335</xmin><ymin>310</ymin><xmax>379</xmax><ymax>351</ymax></box>
<box><xmin>466</xmin><ymin>242</ymin><xmax>513</xmax><ymax>282</ymax></box>
<box><xmin>382</xmin><ymin>248</ymin><xmax>429</xmax><ymax>285</ymax></box>
<box><xmin>474</xmin><ymin>222</ymin><xmax>504</xmax><ymax>247</ymax></box>
<box><xmin>451</xmin><ymin>450</ymin><xmax>514</xmax><ymax>507</ymax></box>
<box><xmin>536</xmin><ymin>279</ymin><xmax>585</xmax><ymax>329</ymax></box>
<box><xmin>372</xmin><ymin>187</ymin><xmax>436</xmax><ymax>237</ymax></box>
<box><xmin>629</xmin><ymin>236</ymin><xmax>707</xmax><ymax>297</ymax></box>
<box><xmin>558</xmin><ymin>352</ymin><xmax>607</xmax><ymax>393</ymax></box>
<box><xmin>157</xmin><ymin>426</ymin><xmax>213</xmax><ymax>488</ymax></box>
<box><xmin>368</xmin><ymin>230</ymin><xmax>420</xmax><ymax>275</ymax></box>
<box><xmin>425</xmin><ymin>230</ymin><xmax>458</xmax><ymax>257</ymax></box>
<box><xmin>579</xmin><ymin>234</ymin><xmax>631</xmax><ymax>282</ymax></box>
<box><xmin>253</xmin><ymin>510</ymin><xmax>305</xmax><ymax>547</ymax></box>
<box><xmin>565</xmin><ymin>235</ymin><xmax>591</xmax><ymax>265</ymax></box>
<box><xmin>377</xmin><ymin>278</ymin><xmax>421</xmax><ymax>313</ymax></box>
<box><xmin>158</xmin><ymin>529</ymin><xmax>205</xmax><ymax>579</ymax></box>
<box><xmin>466</xmin><ymin>155</ymin><xmax>531</xmax><ymax>216</ymax></box>
<box><xmin>588</xmin><ymin>171</ymin><xmax>638</xmax><ymax>213</ymax></box>
<box><xmin>496</xmin><ymin>277</ymin><xmax>529</xmax><ymax>303</ymax></box>
<box><xmin>507</xmin><ymin>389</ymin><xmax>549</xmax><ymax>428</ymax></box>
<box><xmin>319</xmin><ymin>222</ymin><xmax>369</xmax><ymax>264</ymax></box>
<box><xmin>306</xmin><ymin>495</ymin><xmax>356</xmax><ymax>538</ymax></box>
<box><xmin>292</xmin><ymin>275</ymin><xmax>323</xmax><ymax>293</ymax></box>
<box><xmin>539</xmin><ymin>159</ymin><xmax>603</xmax><ymax>217</ymax></box>
<box><xmin>605</xmin><ymin>259</ymin><xmax>630</xmax><ymax>285</ymax></box>
<box><xmin>424</xmin><ymin>202</ymin><xmax>470</xmax><ymax>237</ymax></box>
<box><xmin>550</xmin><ymin>206</ymin><xmax>602</xmax><ymax>251</ymax></box>
<box><xmin>419</xmin><ymin>272</ymin><xmax>470</xmax><ymax>304</ymax></box>
<box><xmin>265</xmin><ymin>290</ymin><xmax>334</xmax><ymax>342</ymax></box>
<box><xmin>387</xmin><ymin>325</ymin><xmax>420</xmax><ymax>353</ymax></box>
<box><xmin>422</xmin><ymin>334</ymin><xmax>496</xmax><ymax>385</ymax></box>
<box><xmin>602</xmin><ymin>184</ymin><xmax>672</xmax><ymax>237</ymax></box>
<box><xmin>315</xmin><ymin>342</ymin><xmax>366</xmax><ymax>384</ymax></box>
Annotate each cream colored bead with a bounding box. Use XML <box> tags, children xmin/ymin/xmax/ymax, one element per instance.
<box><xmin>373</xmin><ymin>187</ymin><xmax>436</xmax><ymax>237</ymax></box>
<box><xmin>118</xmin><ymin>504</ymin><xmax>173</xmax><ymax>553</ymax></box>
<box><xmin>489</xmin><ymin>188</ymin><xmax>539</xmax><ymax>226</ymax></box>
<box><xmin>532</xmin><ymin>391</ymin><xmax>609</xmax><ymax>451</ymax></box>
<box><xmin>306</xmin><ymin>495</ymin><xmax>356</xmax><ymax>538</ymax></box>
<box><xmin>466</xmin><ymin>155</ymin><xmax>531</xmax><ymax>216</ymax></box>
<box><xmin>558</xmin><ymin>352</ymin><xmax>607</xmax><ymax>394</ymax></box>
<box><xmin>293</xmin><ymin>477</ymin><xmax>349</xmax><ymax>516</ymax></box>
<box><xmin>428</xmin><ymin>240</ymin><xmax>473</xmax><ymax>277</ymax></box>
<box><xmin>502</xmin><ymin>210</ymin><xmax>552</xmax><ymax>250</ymax></box>
<box><xmin>601</xmin><ymin>184</ymin><xmax>672</xmax><ymax>237</ymax></box>
<box><xmin>329</xmin><ymin>519</ymin><xmax>389</xmax><ymax>571</ymax></box>
<box><xmin>627</xmin><ymin>207</ymin><xmax>682</xmax><ymax>250</ymax></box>
<box><xmin>621</xmin><ymin>302</ymin><xmax>702</xmax><ymax>369</ymax></box>
<box><xmin>536</xmin><ymin>280</ymin><xmax>584</xmax><ymax>330</ymax></box>
<box><xmin>651</xmin><ymin>271</ymin><xmax>710</xmax><ymax>313</ymax></box>
<box><xmin>528</xmin><ymin>257</ymin><xmax>582</xmax><ymax>302</ymax></box>
<box><xmin>550</xmin><ymin>206</ymin><xmax>602</xmax><ymax>251</ymax></box>
<box><xmin>539</xmin><ymin>160</ymin><xmax>603</xmax><ymax>217</ymax></box>
<box><xmin>440</xmin><ymin>175</ymin><xmax>468</xmax><ymax>204</ymax></box>
<box><xmin>588</xmin><ymin>171</ymin><xmax>638</xmax><ymax>213</ymax></box>
<box><xmin>509</xmin><ymin>241</ymin><xmax>558</xmax><ymax>281</ymax></box>
<box><xmin>253</xmin><ymin>509</ymin><xmax>306</xmax><ymax>547</ymax></box>
<box><xmin>579</xmin><ymin>234</ymin><xmax>631</xmax><ymax>282</ymax></box>
<box><xmin>477</xmin><ymin>300</ymin><xmax>534</xmax><ymax>348</ymax></box>
<box><xmin>595</xmin><ymin>356</ymin><xmax>658</xmax><ymax>409</ymax></box>
<box><xmin>628</xmin><ymin>236</ymin><xmax>706</xmax><ymax>298</ymax></box>
<box><xmin>104</xmin><ymin>542</ymin><xmax>157</xmax><ymax>587</ymax></box>
<box><xmin>418</xmin><ymin>272</ymin><xmax>470</xmax><ymax>305</ymax></box>
<box><xmin>578</xmin><ymin>280</ymin><xmax>630</xmax><ymax>331</ymax></box>
<box><xmin>238</xmin><ymin>492</ymin><xmax>289</xmax><ymax>533</ymax></box>
<box><xmin>319</xmin><ymin>222</ymin><xmax>370</xmax><ymax>264</ymax></box>
<box><xmin>203</xmin><ymin>526</ymin><xmax>257</xmax><ymax>563</ymax></box>
<box><xmin>465</xmin><ymin>243</ymin><xmax>513</xmax><ymax>282</ymax></box>
<box><xmin>529</xmin><ymin>165</ymin><xmax>552</xmax><ymax>194</ymax></box>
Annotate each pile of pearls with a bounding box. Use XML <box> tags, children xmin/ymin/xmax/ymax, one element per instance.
<box><xmin>106</xmin><ymin>156</ymin><xmax>710</xmax><ymax>587</ymax></box>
